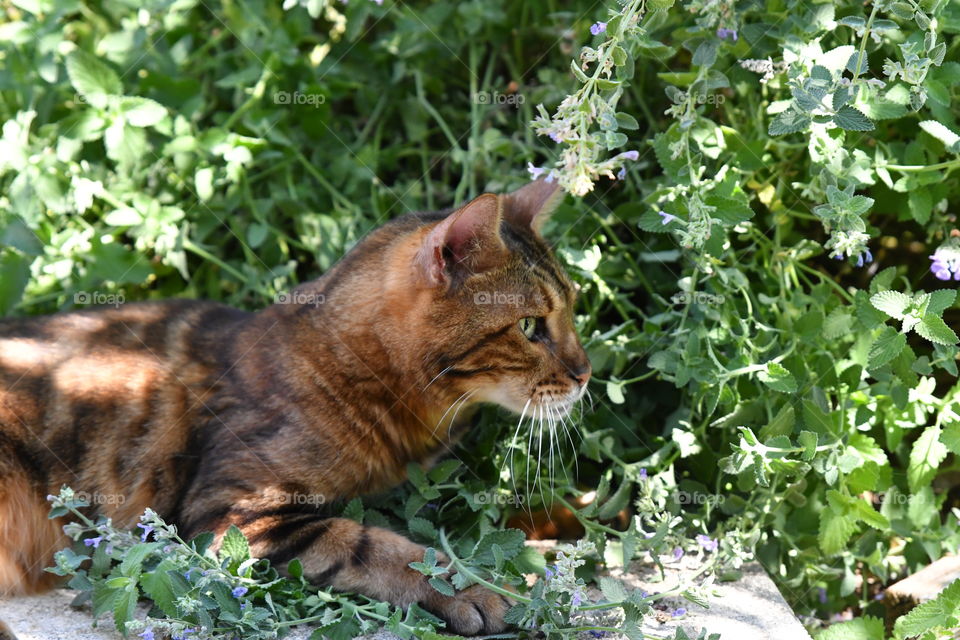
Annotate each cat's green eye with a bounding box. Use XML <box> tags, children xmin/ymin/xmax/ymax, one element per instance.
<box><xmin>519</xmin><ymin>316</ymin><xmax>537</xmax><ymax>339</ymax></box>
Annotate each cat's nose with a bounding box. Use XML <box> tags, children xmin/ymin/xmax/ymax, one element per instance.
<box><xmin>568</xmin><ymin>364</ymin><xmax>591</xmax><ymax>387</ymax></box>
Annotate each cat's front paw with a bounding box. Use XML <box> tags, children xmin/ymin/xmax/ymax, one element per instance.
<box><xmin>426</xmin><ymin>584</ymin><xmax>513</xmax><ymax>636</ymax></box>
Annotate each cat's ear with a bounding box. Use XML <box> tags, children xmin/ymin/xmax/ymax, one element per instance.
<box><xmin>503</xmin><ymin>178</ymin><xmax>564</xmax><ymax>234</ymax></box>
<box><xmin>416</xmin><ymin>193</ymin><xmax>507</xmax><ymax>287</ymax></box>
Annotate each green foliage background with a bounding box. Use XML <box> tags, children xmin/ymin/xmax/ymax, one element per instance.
<box><xmin>4</xmin><ymin>0</ymin><xmax>960</xmax><ymax>634</ymax></box>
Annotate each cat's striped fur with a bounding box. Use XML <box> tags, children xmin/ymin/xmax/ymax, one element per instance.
<box><xmin>0</xmin><ymin>179</ymin><xmax>590</xmax><ymax>635</ymax></box>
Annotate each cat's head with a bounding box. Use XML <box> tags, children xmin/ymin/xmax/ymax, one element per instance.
<box><xmin>410</xmin><ymin>179</ymin><xmax>591</xmax><ymax>419</ymax></box>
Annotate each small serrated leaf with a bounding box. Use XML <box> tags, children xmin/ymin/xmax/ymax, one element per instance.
<box><xmin>833</xmin><ymin>105</ymin><xmax>874</xmax><ymax>131</ymax></box>
<box><xmin>868</xmin><ymin>326</ymin><xmax>907</xmax><ymax>369</ymax></box>
<box><xmin>915</xmin><ymin>314</ymin><xmax>959</xmax><ymax>345</ymax></box>
<box><xmin>758</xmin><ymin>362</ymin><xmax>798</xmax><ymax>393</ymax></box>
<box><xmin>870</xmin><ymin>290</ymin><xmax>912</xmax><ymax>319</ymax></box>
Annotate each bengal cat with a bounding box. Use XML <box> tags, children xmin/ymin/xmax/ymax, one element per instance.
<box><xmin>0</xmin><ymin>178</ymin><xmax>591</xmax><ymax>635</ymax></box>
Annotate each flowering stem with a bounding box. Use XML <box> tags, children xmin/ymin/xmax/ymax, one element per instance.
<box><xmin>851</xmin><ymin>3</ymin><xmax>880</xmax><ymax>86</ymax></box>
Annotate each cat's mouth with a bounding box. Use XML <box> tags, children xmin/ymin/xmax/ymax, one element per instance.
<box><xmin>533</xmin><ymin>385</ymin><xmax>585</xmax><ymax>418</ymax></box>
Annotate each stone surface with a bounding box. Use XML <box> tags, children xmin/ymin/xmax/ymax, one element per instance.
<box><xmin>0</xmin><ymin>559</ymin><xmax>810</xmax><ymax>639</ymax></box>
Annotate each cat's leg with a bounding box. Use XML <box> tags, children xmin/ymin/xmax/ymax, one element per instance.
<box><xmin>236</xmin><ymin>513</ymin><xmax>511</xmax><ymax>635</ymax></box>
<box><xmin>0</xmin><ymin>621</ymin><xmax>17</xmax><ymax>640</ymax></box>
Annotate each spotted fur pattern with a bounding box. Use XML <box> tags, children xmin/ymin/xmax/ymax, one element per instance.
<box><xmin>0</xmin><ymin>179</ymin><xmax>590</xmax><ymax>635</ymax></box>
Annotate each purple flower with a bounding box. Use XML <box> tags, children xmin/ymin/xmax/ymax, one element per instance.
<box><xmin>183</xmin><ymin>568</ymin><xmax>193</xmax><ymax>580</ymax></box>
<box><xmin>589</xmin><ymin>632</ymin><xmax>607</xmax><ymax>638</ymax></box>
<box><xmin>639</xmin><ymin>467</ymin><xmax>648</xmax><ymax>479</ymax></box>
<box><xmin>84</xmin><ymin>536</ymin><xmax>102</xmax><ymax>548</ymax></box>
<box><xmin>138</xmin><ymin>630</ymin><xmax>155</xmax><ymax>640</ymax></box>
<box><xmin>856</xmin><ymin>249</ymin><xmax>873</xmax><ymax>267</ymax></box>
<box><xmin>137</xmin><ymin>523</ymin><xmax>153</xmax><ymax>541</ymax></box>
<box><xmin>544</xmin><ymin>566</ymin><xmax>555</xmax><ymax>579</ymax></box>
<box><xmin>696</xmin><ymin>534</ymin><xmax>718</xmax><ymax>551</ymax></box>
<box><xmin>640</xmin><ymin>590</ymin><xmax>649</xmax><ymax>598</ymax></box>
<box><xmin>659</xmin><ymin>212</ymin><xmax>678</xmax><ymax>225</ymax></box>
<box><xmin>930</xmin><ymin>244</ymin><xmax>960</xmax><ymax>281</ymax></box>
<box><xmin>619</xmin><ymin>150</ymin><xmax>639</xmax><ymax>161</ymax></box>
<box><xmin>232</xmin><ymin>586</ymin><xmax>248</xmax><ymax>598</ymax></box>
<box><xmin>527</xmin><ymin>162</ymin><xmax>546</xmax><ymax>179</ymax></box>
<box><xmin>590</xmin><ymin>22</ymin><xmax>607</xmax><ymax>36</ymax></box>
<box><xmin>173</xmin><ymin>630</ymin><xmax>195</xmax><ymax>640</ymax></box>
<box><xmin>571</xmin><ymin>590</ymin><xmax>584</xmax><ymax>606</ymax></box>
<box><xmin>673</xmin><ymin>547</ymin><xmax>684</xmax><ymax>560</ymax></box>
<box><xmin>617</xmin><ymin>167</ymin><xmax>626</xmax><ymax>180</ymax></box>
<box><xmin>716</xmin><ymin>27</ymin><xmax>738</xmax><ymax>41</ymax></box>
<box><xmin>672</xmin><ymin>607</ymin><xmax>687</xmax><ymax>617</ymax></box>
<box><xmin>549</xmin><ymin>132</ymin><xmax>563</xmax><ymax>143</ymax></box>
<box><xmin>818</xmin><ymin>587</ymin><xmax>828</xmax><ymax>604</ymax></box>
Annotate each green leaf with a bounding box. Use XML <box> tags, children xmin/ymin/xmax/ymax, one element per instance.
<box><xmin>343</xmin><ymin>497</ymin><xmax>365</xmax><ymax>522</ymax></box>
<box><xmin>868</xmin><ymin>326</ymin><xmax>907</xmax><ymax>369</ymax></box>
<box><xmin>919</xmin><ymin>120</ymin><xmax>960</xmax><ymax>153</ymax></box>
<box><xmin>870</xmin><ymin>290</ymin><xmax>912</xmax><ymax>319</ymax></box>
<box><xmin>908</xmin><ymin>189</ymin><xmax>932</xmax><ymax>225</ymax></box>
<box><xmin>941</xmin><ymin>423</ymin><xmax>960</xmax><ymax>456</ymax></box>
<box><xmin>220</xmin><ymin>525</ymin><xmax>251</xmax><ymax>570</ymax></box>
<box><xmin>894</xmin><ymin>578</ymin><xmax>960</xmax><ymax>638</ymax></box>
<box><xmin>598</xmin><ymin>477</ymin><xmax>633</xmax><ymax>520</ymax></box>
<box><xmin>66</xmin><ymin>51</ymin><xmax>122</xmax><ymax>109</ymax></box>
<box><xmin>927</xmin><ymin>289</ymin><xmax>956</xmax><ymax>315</ymax></box>
<box><xmin>833</xmin><ymin>106</ymin><xmax>874</xmax><ymax>131</ymax></box>
<box><xmin>915</xmin><ymin>314</ymin><xmax>959</xmax><ymax>345</ymax></box>
<box><xmin>120</xmin><ymin>542</ymin><xmax>157</xmax><ymax>578</ymax></box>
<box><xmin>819</xmin><ymin>505</ymin><xmax>858</xmax><ymax>556</ymax></box>
<box><xmin>814</xmin><ymin>616</ymin><xmax>885</xmax><ymax>640</ymax></box>
<box><xmin>0</xmin><ymin>251</ymin><xmax>32</xmax><ymax>315</ymax></box>
<box><xmin>769</xmin><ymin>107</ymin><xmax>811</xmax><ymax>136</ymax></box>
<box><xmin>472</xmin><ymin>530</ymin><xmax>526</xmax><ymax>564</ymax></box>
<box><xmin>908</xmin><ymin>424</ymin><xmax>948</xmax><ymax>491</ymax></box>
<box><xmin>798</xmin><ymin>431</ymin><xmax>818</xmax><ymax>461</ymax></box>
<box><xmin>704</xmin><ymin>195</ymin><xmax>754</xmax><ymax>225</ymax></box>
<box><xmin>114</xmin><ymin>586</ymin><xmax>139</xmax><ymax>634</ymax></box>
<box><xmin>758</xmin><ymin>362</ymin><xmax>798</xmax><ymax>393</ymax></box>
<box><xmin>428</xmin><ymin>576</ymin><xmax>455</xmax><ymax>596</ymax></box>
<box><xmin>195</xmin><ymin>167</ymin><xmax>215</xmax><ymax>202</ymax></box>
<box><xmin>141</xmin><ymin>559</ymin><xmax>178</xmax><ymax>618</ymax></box>
<box><xmin>606</xmin><ymin>380</ymin><xmax>626</xmax><ymax>404</ymax></box>
<box><xmin>118</xmin><ymin>97</ymin><xmax>167</xmax><ymax>128</ymax></box>
<box><xmin>599</xmin><ymin>576</ymin><xmax>628</xmax><ymax>602</ymax></box>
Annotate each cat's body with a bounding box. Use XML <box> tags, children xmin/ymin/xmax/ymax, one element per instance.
<box><xmin>0</xmin><ymin>180</ymin><xmax>590</xmax><ymax>635</ymax></box>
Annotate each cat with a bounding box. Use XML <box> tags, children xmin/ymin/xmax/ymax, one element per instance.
<box><xmin>0</xmin><ymin>178</ymin><xmax>591</xmax><ymax>635</ymax></box>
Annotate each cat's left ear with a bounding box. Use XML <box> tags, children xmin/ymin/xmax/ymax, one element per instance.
<box><xmin>503</xmin><ymin>178</ymin><xmax>565</xmax><ymax>234</ymax></box>
<box><xmin>415</xmin><ymin>193</ymin><xmax>508</xmax><ymax>287</ymax></box>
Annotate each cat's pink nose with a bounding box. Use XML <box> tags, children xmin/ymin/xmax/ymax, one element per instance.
<box><xmin>570</xmin><ymin>365</ymin><xmax>591</xmax><ymax>387</ymax></box>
